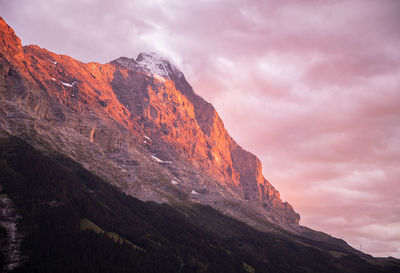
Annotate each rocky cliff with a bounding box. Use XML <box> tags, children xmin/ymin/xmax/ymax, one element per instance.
<box><xmin>0</xmin><ymin>17</ymin><xmax>299</xmax><ymax>228</ymax></box>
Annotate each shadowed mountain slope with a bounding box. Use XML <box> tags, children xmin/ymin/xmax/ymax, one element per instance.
<box><xmin>0</xmin><ymin>136</ymin><xmax>399</xmax><ymax>272</ymax></box>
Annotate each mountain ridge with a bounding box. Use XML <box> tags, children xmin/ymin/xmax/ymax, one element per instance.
<box><xmin>0</xmin><ymin>16</ymin><xmax>300</xmax><ymax>229</ymax></box>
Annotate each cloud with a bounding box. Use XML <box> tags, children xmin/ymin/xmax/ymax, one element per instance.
<box><xmin>1</xmin><ymin>0</ymin><xmax>399</xmax><ymax>258</ymax></box>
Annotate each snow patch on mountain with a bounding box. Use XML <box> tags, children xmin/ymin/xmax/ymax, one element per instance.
<box><xmin>151</xmin><ymin>155</ymin><xmax>172</xmax><ymax>164</ymax></box>
<box><xmin>114</xmin><ymin>53</ymin><xmax>184</xmax><ymax>80</ymax></box>
<box><xmin>171</xmin><ymin>179</ymin><xmax>179</xmax><ymax>185</ymax></box>
<box><xmin>60</xmin><ymin>80</ymin><xmax>76</xmax><ymax>87</ymax></box>
<box><xmin>136</xmin><ymin>52</ymin><xmax>171</xmax><ymax>79</ymax></box>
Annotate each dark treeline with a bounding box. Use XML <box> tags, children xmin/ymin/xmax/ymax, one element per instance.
<box><xmin>0</xmin><ymin>136</ymin><xmax>399</xmax><ymax>273</ymax></box>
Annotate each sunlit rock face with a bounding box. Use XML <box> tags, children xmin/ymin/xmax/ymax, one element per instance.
<box><xmin>0</xmin><ymin>17</ymin><xmax>299</xmax><ymax>228</ymax></box>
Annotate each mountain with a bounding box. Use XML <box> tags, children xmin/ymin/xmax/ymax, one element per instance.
<box><xmin>0</xmin><ymin>16</ymin><xmax>298</xmax><ymax>228</ymax></box>
<box><xmin>0</xmin><ymin>17</ymin><xmax>399</xmax><ymax>272</ymax></box>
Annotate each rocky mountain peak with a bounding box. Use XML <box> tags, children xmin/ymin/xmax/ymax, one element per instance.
<box><xmin>136</xmin><ymin>52</ymin><xmax>165</xmax><ymax>63</ymax></box>
<box><xmin>113</xmin><ymin>52</ymin><xmax>184</xmax><ymax>81</ymax></box>
<box><xmin>0</xmin><ymin>17</ymin><xmax>24</xmax><ymax>62</ymax></box>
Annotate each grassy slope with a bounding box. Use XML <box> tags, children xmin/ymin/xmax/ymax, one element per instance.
<box><xmin>0</xmin><ymin>136</ymin><xmax>399</xmax><ymax>273</ymax></box>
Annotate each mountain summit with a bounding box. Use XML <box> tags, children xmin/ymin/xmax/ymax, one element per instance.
<box><xmin>115</xmin><ymin>52</ymin><xmax>184</xmax><ymax>81</ymax></box>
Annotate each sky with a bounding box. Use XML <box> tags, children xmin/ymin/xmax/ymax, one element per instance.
<box><xmin>1</xmin><ymin>0</ymin><xmax>399</xmax><ymax>258</ymax></box>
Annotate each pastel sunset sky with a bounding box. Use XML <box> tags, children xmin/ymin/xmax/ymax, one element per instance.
<box><xmin>1</xmin><ymin>0</ymin><xmax>399</xmax><ymax>258</ymax></box>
